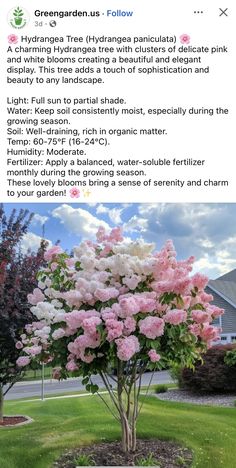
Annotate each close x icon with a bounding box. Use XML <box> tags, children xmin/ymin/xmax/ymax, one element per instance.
<box><xmin>219</xmin><ymin>7</ymin><xmax>228</xmax><ymax>16</ymax></box>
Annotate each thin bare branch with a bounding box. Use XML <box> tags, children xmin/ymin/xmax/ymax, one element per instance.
<box><xmin>138</xmin><ymin>367</ymin><xmax>157</xmax><ymax>416</ymax></box>
<box><xmin>95</xmin><ymin>390</ymin><xmax>120</xmax><ymax>422</ymax></box>
<box><xmin>100</xmin><ymin>371</ymin><xmax>120</xmax><ymax>413</ymax></box>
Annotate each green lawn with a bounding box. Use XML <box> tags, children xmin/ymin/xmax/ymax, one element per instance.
<box><xmin>21</xmin><ymin>366</ymin><xmax>53</xmax><ymax>381</ymax></box>
<box><xmin>1</xmin><ymin>395</ymin><xmax>236</xmax><ymax>468</ymax></box>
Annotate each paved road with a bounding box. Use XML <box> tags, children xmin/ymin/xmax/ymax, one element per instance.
<box><xmin>5</xmin><ymin>370</ymin><xmax>173</xmax><ymax>400</ymax></box>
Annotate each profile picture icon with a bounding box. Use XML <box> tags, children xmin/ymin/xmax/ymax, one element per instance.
<box><xmin>7</xmin><ymin>6</ymin><xmax>30</xmax><ymax>29</ymax></box>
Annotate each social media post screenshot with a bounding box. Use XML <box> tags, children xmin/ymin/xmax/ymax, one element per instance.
<box><xmin>1</xmin><ymin>0</ymin><xmax>236</xmax><ymax>461</ymax></box>
<box><xmin>0</xmin><ymin>0</ymin><xmax>235</xmax><ymax>203</ymax></box>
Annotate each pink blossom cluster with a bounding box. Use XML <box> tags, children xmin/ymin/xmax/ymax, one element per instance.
<box><xmin>44</xmin><ymin>246</ymin><xmax>63</xmax><ymax>262</ymax></box>
<box><xmin>16</xmin><ymin>228</ymin><xmax>223</xmax><ymax>372</ymax></box>
<box><xmin>96</xmin><ymin>226</ymin><xmax>123</xmax><ymax>243</ymax></box>
<box><xmin>164</xmin><ymin>309</ymin><xmax>187</xmax><ymax>325</ymax></box>
<box><xmin>28</xmin><ymin>288</ymin><xmax>45</xmax><ymax>305</ymax></box>
<box><xmin>139</xmin><ymin>316</ymin><xmax>165</xmax><ymax>339</ymax></box>
<box><xmin>148</xmin><ymin>350</ymin><xmax>161</xmax><ymax>363</ymax></box>
<box><xmin>116</xmin><ymin>336</ymin><xmax>140</xmax><ymax>361</ymax></box>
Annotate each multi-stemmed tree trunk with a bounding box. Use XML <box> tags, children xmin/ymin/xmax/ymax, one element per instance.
<box><xmin>98</xmin><ymin>360</ymin><xmax>150</xmax><ymax>453</ymax></box>
<box><xmin>117</xmin><ymin>361</ymin><xmax>139</xmax><ymax>453</ymax></box>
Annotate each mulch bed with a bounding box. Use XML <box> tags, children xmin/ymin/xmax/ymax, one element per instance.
<box><xmin>53</xmin><ymin>439</ymin><xmax>193</xmax><ymax>467</ymax></box>
<box><xmin>0</xmin><ymin>416</ymin><xmax>28</xmax><ymax>427</ymax></box>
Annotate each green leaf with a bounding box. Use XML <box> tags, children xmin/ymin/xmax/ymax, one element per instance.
<box><xmin>91</xmin><ymin>384</ymin><xmax>99</xmax><ymax>394</ymax></box>
<box><xmin>82</xmin><ymin>376</ymin><xmax>89</xmax><ymax>385</ymax></box>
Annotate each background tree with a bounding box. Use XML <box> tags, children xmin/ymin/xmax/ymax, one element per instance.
<box><xmin>0</xmin><ymin>204</ymin><xmax>47</xmax><ymax>422</ymax></box>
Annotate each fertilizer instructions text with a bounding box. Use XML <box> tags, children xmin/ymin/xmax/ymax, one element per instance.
<box><xmin>1</xmin><ymin>1</ymin><xmax>234</xmax><ymax>202</ymax></box>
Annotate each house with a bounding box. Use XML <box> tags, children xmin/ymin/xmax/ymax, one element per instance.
<box><xmin>206</xmin><ymin>269</ymin><xmax>236</xmax><ymax>344</ymax></box>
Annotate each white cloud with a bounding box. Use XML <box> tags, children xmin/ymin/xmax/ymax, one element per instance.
<box><xmin>193</xmin><ymin>256</ymin><xmax>221</xmax><ymax>273</ymax></box>
<box><xmin>31</xmin><ymin>213</ymin><xmax>48</xmax><ymax>226</ymax></box>
<box><xmin>123</xmin><ymin>215</ymin><xmax>148</xmax><ymax>233</ymax></box>
<box><xmin>109</xmin><ymin>209</ymin><xmax>123</xmax><ymax>224</ymax></box>
<box><xmin>198</xmin><ymin>238</ymin><xmax>215</xmax><ymax>249</ymax></box>
<box><xmin>138</xmin><ymin>203</ymin><xmax>222</xmax><ymax>231</ymax></box>
<box><xmin>193</xmin><ymin>252</ymin><xmax>236</xmax><ymax>279</ymax></box>
<box><xmin>217</xmin><ymin>249</ymin><xmax>230</xmax><ymax>259</ymax></box>
<box><xmin>224</xmin><ymin>236</ymin><xmax>236</xmax><ymax>246</ymax></box>
<box><xmin>136</xmin><ymin>203</ymin><xmax>236</xmax><ymax>279</ymax></box>
<box><xmin>96</xmin><ymin>204</ymin><xmax>108</xmax><ymax>214</ymax></box>
<box><xmin>96</xmin><ymin>204</ymin><xmax>123</xmax><ymax>224</ymax></box>
<box><xmin>138</xmin><ymin>203</ymin><xmax>166</xmax><ymax>217</ymax></box>
<box><xmin>52</xmin><ymin>204</ymin><xmax>110</xmax><ymax>238</ymax></box>
<box><xmin>21</xmin><ymin>232</ymin><xmax>52</xmax><ymax>254</ymax></box>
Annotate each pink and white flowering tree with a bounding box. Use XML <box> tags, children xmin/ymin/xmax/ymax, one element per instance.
<box><xmin>17</xmin><ymin>227</ymin><xmax>223</xmax><ymax>452</ymax></box>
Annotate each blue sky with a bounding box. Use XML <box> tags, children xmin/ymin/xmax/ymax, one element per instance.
<box><xmin>3</xmin><ymin>203</ymin><xmax>236</xmax><ymax>279</ymax></box>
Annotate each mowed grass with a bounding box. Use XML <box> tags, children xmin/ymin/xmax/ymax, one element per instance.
<box><xmin>1</xmin><ymin>394</ymin><xmax>236</xmax><ymax>468</ymax></box>
<box><xmin>21</xmin><ymin>366</ymin><xmax>52</xmax><ymax>381</ymax></box>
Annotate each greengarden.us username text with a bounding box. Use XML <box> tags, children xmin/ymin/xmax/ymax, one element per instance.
<box><xmin>34</xmin><ymin>10</ymin><xmax>100</xmax><ymax>18</ymax></box>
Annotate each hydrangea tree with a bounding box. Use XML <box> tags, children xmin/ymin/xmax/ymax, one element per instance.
<box><xmin>17</xmin><ymin>227</ymin><xmax>223</xmax><ymax>452</ymax></box>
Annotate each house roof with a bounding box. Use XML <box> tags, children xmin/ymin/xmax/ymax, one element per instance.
<box><xmin>217</xmin><ymin>269</ymin><xmax>236</xmax><ymax>282</ymax></box>
<box><xmin>208</xmin><ymin>269</ymin><xmax>236</xmax><ymax>308</ymax></box>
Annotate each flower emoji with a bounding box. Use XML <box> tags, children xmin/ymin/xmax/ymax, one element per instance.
<box><xmin>8</xmin><ymin>34</ymin><xmax>18</xmax><ymax>44</ymax></box>
<box><xmin>69</xmin><ymin>187</ymin><xmax>80</xmax><ymax>198</ymax></box>
<box><xmin>180</xmin><ymin>34</ymin><xmax>191</xmax><ymax>45</ymax></box>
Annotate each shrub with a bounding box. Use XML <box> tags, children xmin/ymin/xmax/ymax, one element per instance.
<box><xmin>155</xmin><ymin>384</ymin><xmax>168</xmax><ymax>393</ymax></box>
<box><xmin>169</xmin><ymin>363</ymin><xmax>184</xmax><ymax>388</ymax></box>
<box><xmin>225</xmin><ymin>348</ymin><xmax>236</xmax><ymax>366</ymax></box>
<box><xmin>180</xmin><ymin>344</ymin><xmax>236</xmax><ymax>393</ymax></box>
